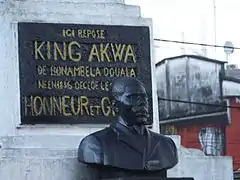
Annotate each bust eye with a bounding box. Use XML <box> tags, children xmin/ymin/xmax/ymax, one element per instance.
<box><xmin>126</xmin><ymin>94</ymin><xmax>148</xmax><ymax>102</ymax></box>
<box><xmin>126</xmin><ymin>95</ymin><xmax>137</xmax><ymax>101</ymax></box>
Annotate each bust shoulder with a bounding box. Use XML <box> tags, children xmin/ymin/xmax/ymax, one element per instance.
<box><xmin>149</xmin><ymin>131</ymin><xmax>178</xmax><ymax>155</ymax></box>
<box><xmin>150</xmin><ymin>131</ymin><xmax>176</xmax><ymax>144</ymax></box>
<box><xmin>77</xmin><ymin>127</ymin><xmax>115</xmax><ymax>164</ymax></box>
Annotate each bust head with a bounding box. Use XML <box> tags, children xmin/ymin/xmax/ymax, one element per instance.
<box><xmin>78</xmin><ymin>77</ymin><xmax>178</xmax><ymax>175</ymax></box>
<box><xmin>111</xmin><ymin>77</ymin><xmax>150</xmax><ymax>126</ymax></box>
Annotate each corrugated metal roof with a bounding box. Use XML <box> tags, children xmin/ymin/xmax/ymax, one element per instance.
<box><xmin>226</xmin><ymin>69</ymin><xmax>240</xmax><ymax>79</ymax></box>
<box><xmin>156</xmin><ymin>54</ymin><xmax>227</xmax><ymax>67</ymax></box>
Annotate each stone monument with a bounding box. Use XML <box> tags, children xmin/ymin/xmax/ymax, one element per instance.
<box><xmin>0</xmin><ymin>0</ymin><xmax>234</xmax><ymax>180</ymax></box>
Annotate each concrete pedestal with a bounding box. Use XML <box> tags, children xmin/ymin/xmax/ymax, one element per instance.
<box><xmin>101</xmin><ymin>178</ymin><xmax>194</xmax><ymax>180</ymax></box>
<box><xmin>0</xmin><ymin>135</ymin><xmax>234</xmax><ymax>180</ymax></box>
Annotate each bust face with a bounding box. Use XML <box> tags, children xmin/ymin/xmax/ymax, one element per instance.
<box><xmin>118</xmin><ymin>81</ymin><xmax>150</xmax><ymax>125</ymax></box>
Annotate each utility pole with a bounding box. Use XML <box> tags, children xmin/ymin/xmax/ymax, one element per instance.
<box><xmin>180</xmin><ymin>32</ymin><xmax>186</xmax><ymax>54</ymax></box>
<box><xmin>213</xmin><ymin>0</ymin><xmax>217</xmax><ymax>52</ymax></box>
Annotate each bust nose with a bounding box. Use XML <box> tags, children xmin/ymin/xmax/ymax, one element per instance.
<box><xmin>137</xmin><ymin>96</ymin><xmax>144</xmax><ymax>105</ymax></box>
<box><xmin>137</xmin><ymin>95</ymin><xmax>148</xmax><ymax>104</ymax></box>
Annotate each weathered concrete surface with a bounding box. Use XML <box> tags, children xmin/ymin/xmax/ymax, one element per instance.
<box><xmin>32</xmin><ymin>0</ymin><xmax>124</xmax><ymax>3</ymax></box>
<box><xmin>168</xmin><ymin>155</ymin><xmax>233</xmax><ymax>180</ymax></box>
<box><xmin>0</xmin><ymin>147</ymin><xmax>233</xmax><ymax>180</ymax></box>
<box><xmin>12</xmin><ymin>0</ymin><xmax>124</xmax><ymax>2</ymax></box>
<box><xmin>0</xmin><ymin>135</ymin><xmax>233</xmax><ymax>180</ymax></box>
<box><xmin>0</xmin><ymin>157</ymin><xmax>99</xmax><ymax>180</ymax></box>
<box><xmin>0</xmin><ymin>134</ymin><xmax>181</xmax><ymax>149</ymax></box>
<box><xmin>0</xmin><ymin>135</ymin><xmax>84</xmax><ymax>149</ymax></box>
<box><xmin>10</xmin><ymin>2</ymin><xmax>141</xmax><ymax>17</ymax></box>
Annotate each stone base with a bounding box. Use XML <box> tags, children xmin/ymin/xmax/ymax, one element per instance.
<box><xmin>101</xmin><ymin>178</ymin><xmax>194</xmax><ymax>180</ymax></box>
<box><xmin>0</xmin><ymin>135</ymin><xmax>233</xmax><ymax>180</ymax></box>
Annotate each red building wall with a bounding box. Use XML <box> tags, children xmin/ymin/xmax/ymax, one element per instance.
<box><xmin>176</xmin><ymin>124</ymin><xmax>224</xmax><ymax>151</ymax></box>
<box><xmin>225</xmin><ymin>97</ymin><xmax>240</xmax><ymax>170</ymax></box>
<box><xmin>166</xmin><ymin>97</ymin><xmax>240</xmax><ymax>170</ymax></box>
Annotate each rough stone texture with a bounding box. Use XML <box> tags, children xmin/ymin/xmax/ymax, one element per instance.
<box><xmin>0</xmin><ymin>157</ymin><xmax>99</xmax><ymax>180</ymax></box>
<box><xmin>0</xmin><ymin>147</ymin><xmax>233</xmax><ymax>180</ymax></box>
<box><xmin>0</xmin><ymin>135</ymin><xmax>84</xmax><ymax>149</ymax></box>
<box><xmin>11</xmin><ymin>2</ymin><xmax>141</xmax><ymax>17</ymax></box>
<box><xmin>0</xmin><ymin>156</ymin><xmax>229</xmax><ymax>180</ymax></box>
<box><xmin>0</xmin><ymin>135</ymin><xmax>234</xmax><ymax>180</ymax></box>
<box><xmin>16</xmin><ymin>0</ymin><xmax>124</xmax><ymax>3</ymax></box>
<box><xmin>0</xmin><ymin>135</ymin><xmax>181</xmax><ymax>149</ymax></box>
<box><xmin>32</xmin><ymin>0</ymin><xmax>124</xmax><ymax>3</ymax></box>
<box><xmin>168</xmin><ymin>156</ymin><xmax>233</xmax><ymax>180</ymax></box>
<box><xmin>168</xmin><ymin>136</ymin><xmax>233</xmax><ymax>180</ymax></box>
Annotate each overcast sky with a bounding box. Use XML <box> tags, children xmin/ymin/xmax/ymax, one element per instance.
<box><xmin>125</xmin><ymin>0</ymin><xmax>240</xmax><ymax>66</ymax></box>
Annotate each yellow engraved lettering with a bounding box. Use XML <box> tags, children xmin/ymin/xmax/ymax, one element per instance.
<box><xmin>89</xmin><ymin>106</ymin><xmax>95</xmax><ymax>116</ymax></box>
<box><xmin>62</xmin><ymin>96</ymin><xmax>71</xmax><ymax>116</ymax></box>
<box><xmin>66</xmin><ymin>81</ymin><xmax>73</xmax><ymax>90</ymax></box>
<box><xmin>62</xmin><ymin>29</ymin><xmax>66</xmax><ymax>37</ymax></box>
<box><xmin>68</xmin><ymin>41</ymin><xmax>81</xmax><ymax>62</ymax></box>
<box><xmin>74</xmin><ymin>81</ymin><xmax>80</xmax><ymax>90</ymax></box>
<box><xmin>67</xmin><ymin>67</ymin><xmax>74</xmax><ymax>76</ymax></box>
<box><xmin>101</xmin><ymin>97</ymin><xmax>111</xmax><ymax>116</ymax></box>
<box><xmin>104</xmin><ymin>81</ymin><xmax>110</xmax><ymax>91</ymax></box>
<box><xmin>94</xmin><ymin>105</ymin><xmax>101</xmax><ymax>115</ymax></box>
<box><xmin>100</xmin><ymin>81</ymin><xmax>105</xmax><ymax>91</ymax></box>
<box><xmin>86</xmin><ymin>30</ymin><xmax>91</xmax><ymax>38</ymax></box>
<box><xmin>91</xmin><ymin>30</ymin><xmax>96</xmax><ymax>39</ymax></box>
<box><xmin>77</xmin><ymin>30</ymin><xmax>82</xmax><ymax>37</ymax></box>
<box><xmin>53</xmin><ymin>42</ymin><xmax>67</xmax><ymax>61</ymax></box>
<box><xmin>71</xmin><ymin>97</ymin><xmax>80</xmax><ymax>115</ymax></box>
<box><xmin>37</xmin><ymin>80</ymin><xmax>47</xmax><ymax>89</ymax></box>
<box><xmin>95</xmin><ymin>68</ymin><xmax>101</xmax><ymax>76</ymax></box>
<box><xmin>90</xmin><ymin>67</ymin><xmax>96</xmax><ymax>77</ymax></box>
<box><xmin>63</xmin><ymin>29</ymin><xmax>75</xmax><ymax>37</ymax></box>
<box><xmin>59</xmin><ymin>81</ymin><xmax>64</xmax><ymax>89</ymax></box>
<box><xmin>24</xmin><ymin>96</ymin><xmax>33</xmax><ymax>116</ymax></box>
<box><xmin>100</xmin><ymin>30</ymin><xmax>105</xmax><ymax>39</ymax></box>
<box><xmin>37</xmin><ymin>65</ymin><xmax>47</xmax><ymax>76</ymax></box>
<box><xmin>53</xmin><ymin>96</ymin><xmax>62</xmax><ymax>115</ymax></box>
<box><xmin>120</xmin><ymin>68</ymin><xmax>126</xmax><ymax>76</ymax></box>
<box><xmin>83</xmin><ymin>81</ymin><xmax>88</xmax><ymax>90</ymax></box>
<box><xmin>42</xmin><ymin>97</ymin><xmax>53</xmax><ymax>115</ymax></box>
<box><xmin>82</xmin><ymin>30</ymin><xmax>87</xmax><ymax>38</ymax></box>
<box><xmin>124</xmin><ymin>45</ymin><xmax>136</xmax><ymax>63</ymax></box>
<box><xmin>80</xmin><ymin>66</ymin><xmax>85</xmax><ymax>76</ymax></box>
<box><xmin>33</xmin><ymin>96</ymin><xmax>43</xmax><ymax>116</ymax></box>
<box><xmin>130</xmin><ymin>68</ymin><xmax>136</xmax><ymax>77</ymax></box>
<box><xmin>46</xmin><ymin>41</ymin><xmax>51</xmax><ymax>59</ymax></box>
<box><xmin>111</xmin><ymin>44</ymin><xmax>125</xmax><ymax>61</ymax></box>
<box><xmin>73</xmin><ymin>66</ymin><xmax>80</xmax><ymax>77</ymax></box>
<box><xmin>100</xmin><ymin>43</ymin><xmax>110</xmax><ymax>62</ymax></box>
<box><xmin>34</xmin><ymin>41</ymin><xmax>45</xmax><ymax>60</ymax></box>
<box><xmin>88</xmin><ymin>44</ymin><xmax>100</xmax><ymax>62</ymax></box>
<box><xmin>80</xmin><ymin>96</ymin><xmax>89</xmax><ymax>115</ymax></box>
<box><xmin>85</xmin><ymin>66</ymin><xmax>90</xmax><ymax>77</ymax></box>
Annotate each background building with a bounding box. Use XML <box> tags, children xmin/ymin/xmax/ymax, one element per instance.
<box><xmin>156</xmin><ymin>54</ymin><xmax>240</xmax><ymax>173</ymax></box>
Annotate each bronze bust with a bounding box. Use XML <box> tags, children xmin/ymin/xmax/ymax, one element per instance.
<box><xmin>78</xmin><ymin>77</ymin><xmax>178</xmax><ymax>179</ymax></box>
